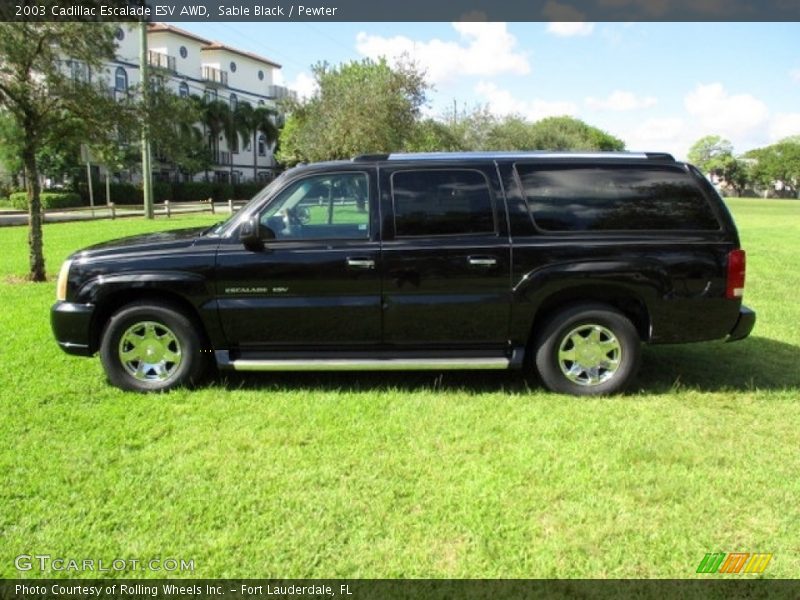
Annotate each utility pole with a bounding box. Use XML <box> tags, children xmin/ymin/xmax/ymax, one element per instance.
<box><xmin>139</xmin><ymin>19</ymin><xmax>154</xmax><ymax>219</ymax></box>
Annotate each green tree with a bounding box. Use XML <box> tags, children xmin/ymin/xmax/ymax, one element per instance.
<box><xmin>0</xmin><ymin>22</ymin><xmax>124</xmax><ymax>281</ymax></box>
<box><xmin>687</xmin><ymin>135</ymin><xmax>735</xmax><ymax>175</ymax></box>
<box><xmin>440</xmin><ymin>108</ymin><xmax>625</xmax><ymax>152</ymax></box>
<box><xmin>746</xmin><ymin>138</ymin><xmax>800</xmax><ymax>198</ymax></box>
<box><xmin>276</xmin><ymin>58</ymin><xmax>428</xmax><ymax>165</ymax></box>
<box><xmin>404</xmin><ymin>118</ymin><xmax>463</xmax><ymax>152</ymax></box>
<box><xmin>236</xmin><ymin>102</ymin><xmax>279</xmax><ymax>180</ymax></box>
<box><xmin>526</xmin><ymin>116</ymin><xmax>625</xmax><ymax>151</ymax></box>
<box><xmin>142</xmin><ymin>82</ymin><xmax>208</xmax><ymax>181</ymax></box>
<box><xmin>199</xmin><ymin>97</ymin><xmax>233</xmax><ymax>179</ymax></box>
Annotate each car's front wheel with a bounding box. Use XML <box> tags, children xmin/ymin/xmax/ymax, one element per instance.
<box><xmin>99</xmin><ymin>302</ymin><xmax>207</xmax><ymax>392</ymax></box>
<box><xmin>534</xmin><ymin>304</ymin><xmax>641</xmax><ymax>396</ymax></box>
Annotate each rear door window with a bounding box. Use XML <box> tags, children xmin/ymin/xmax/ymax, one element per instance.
<box><xmin>391</xmin><ymin>169</ymin><xmax>496</xmax><ymax>237</ymax></box>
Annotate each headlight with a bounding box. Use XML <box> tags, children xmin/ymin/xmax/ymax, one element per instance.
<box><xmin>56</xmin><ymin>259</ymin><xmax>72</xmax><ymax>301</ymax></box>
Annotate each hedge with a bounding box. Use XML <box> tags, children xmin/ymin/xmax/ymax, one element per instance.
<box><xmin>10</xmin><ymin>191</ymin><xmax>83</xmax><ymax>210</ymax></box>
<box><xmin>73</xmin><ymin>181</ymin><xmax>266</xmax><ymax>205</ymax></box>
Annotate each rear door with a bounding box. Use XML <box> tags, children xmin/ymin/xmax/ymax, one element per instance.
<box><xmin>378</xmin><ymin>164</ymin><xmax>512</xmax><ymax>348</ymax></box>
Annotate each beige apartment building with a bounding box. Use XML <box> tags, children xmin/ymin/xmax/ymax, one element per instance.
<box><xmin>106</xmin><ymin>23</ymin><xmax>294</xmax><ymax>184</ymax></box>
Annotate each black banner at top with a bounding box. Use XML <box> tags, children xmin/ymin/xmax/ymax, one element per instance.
<box><xmin>2</xmin><ymin>0</ymin><xmax>800</xmax><ymax>22</ymax></box>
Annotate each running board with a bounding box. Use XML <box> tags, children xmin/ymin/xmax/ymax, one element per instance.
<box><xmin>229</xmin><ymin>357</ymin><xmax>512</xmax><ymax>372</ymax></box>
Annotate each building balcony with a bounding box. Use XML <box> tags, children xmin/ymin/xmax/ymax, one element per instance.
<box><xmin>148</xmin><ymin>51</ymin><xmax>176</xmax><ymax>73</ymax></box>
<box><xmin>266</xmin><ymin>85</ymin><xmax>296</xmax><ymax>101</ymax></box>
<box><xmin>212</xmin><ymin>150</ymin><xmax>232</xmax><ymax>165</ymax></box>
<box><xmin>202</xmin><ymin>66</ymin><xmax>228</xmax><ymax>87</ymax></box>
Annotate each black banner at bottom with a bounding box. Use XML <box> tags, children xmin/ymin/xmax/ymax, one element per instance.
<box><xmin>3</xmin><ymin>579</ymin><xmax>800</xmax><ymax>600</ymax></box>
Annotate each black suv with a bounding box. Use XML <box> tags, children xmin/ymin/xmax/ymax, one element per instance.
<box><xmin>51</xmin><ymin>152</ymin><xmax>755</xmax><ymax>395</ymax></box>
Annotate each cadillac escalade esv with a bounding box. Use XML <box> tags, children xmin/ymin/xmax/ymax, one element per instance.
<box><xmin>51</xmin><ymin>152</ymin><xmax>755</xmax><ymax>395</ymax></box>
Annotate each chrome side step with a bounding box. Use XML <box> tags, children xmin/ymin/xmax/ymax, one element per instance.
<box><xmin>229</xmin><ymin>357</ymin><xmax>511</xmax><ymax>372</ymax></box>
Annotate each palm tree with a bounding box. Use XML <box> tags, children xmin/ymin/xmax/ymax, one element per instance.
<box><xmin>236</xmin><ymin>102</ymin><xmax>279</xmax><ymax>181</ymax></box>
<box><xmin>198</xmin><ymin>96</ymin><xmax>233</xmax><ymax>182</ymax></box>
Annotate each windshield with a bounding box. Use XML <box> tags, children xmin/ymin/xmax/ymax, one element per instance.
<box><xmin>206</xmin><ymin>171</ymin><xmax>291</xmax><ymax>236</ymax></box>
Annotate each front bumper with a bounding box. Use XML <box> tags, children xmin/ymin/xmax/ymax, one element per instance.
<box><xmin>51</xmin><ymin>301</ymin><xmax>95</xmax><ymax>356</ymax></box>
<box><xmin>726</xmin><ymin>305</ymin><xmax>756</xmax><ymax>342</ymax></box>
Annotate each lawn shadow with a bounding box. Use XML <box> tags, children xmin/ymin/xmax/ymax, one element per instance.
<box><xmin>219</xmin><ymin>367</ymin><xmax>530</xmax><ymax>395</ymax></box>
<box><xmin>638</xmin><ymin>336</ymin><xmax>800</xmax><ymax>394</ymax></box>
<box><xmin>216</xmin><ymin>336</ymin><xmax>799</xmax><ymax>396</ymax></box>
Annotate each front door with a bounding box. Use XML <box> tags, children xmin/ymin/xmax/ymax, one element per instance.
<box><xmin>215</xmin><ymin>169</ymin><xmax>381</xmax><ymax>350</ymax></box>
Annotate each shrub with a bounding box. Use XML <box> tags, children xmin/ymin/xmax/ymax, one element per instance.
<box><xmin>170</xmin><ymin>182</ymin><xmax>235</xmax><ymax>203</ymax></box>
<box><xmin>10</xmin><ymin>191</ymin><xmax>83</xmax><ymax>210</ymax></box>
<box><xmin>233</xmin><ymin>182</ymin><xmax>265</xmax><ymax>200</ymax></box>
<box><xmin>170</xmin><ymin>181</ymin><xmax>214</xmax><ymax>203</ymax></box>
<box><xmin>153</xmin><ymin>181</ymin><xmax>172</xmax><ymax>203</ymax></box>
<box><xmin>74</xmin><ymin>182</ymin><xmax>140</xmax><ymax>205</ymax></box>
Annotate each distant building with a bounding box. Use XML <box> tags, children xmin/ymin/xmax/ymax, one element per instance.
<box><xmin>103</xmin><ymin>23</ymin><xmax>295</xmax><ymax>184</ymax></box>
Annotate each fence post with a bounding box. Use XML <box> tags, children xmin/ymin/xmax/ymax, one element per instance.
<box><xmin>209</xmin><ymin>197</ymin><xmax>215</xmax><ymax>214</ymax></box>
<box><xmin>164</xmin><ymin>200</ymin><xmax>171</xmax><ymax>218</ymax></box>
<box><xmin>109</xmin><ymin>202</ymin><xmax>115</xmax><ymax>220</ymax></box>
<box><xmin>228</xmin><ymin>198</ymin><xmax>234</xmax><ymax>214</ymax></box>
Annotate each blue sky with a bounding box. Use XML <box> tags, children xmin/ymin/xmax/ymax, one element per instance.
<box><xmin>176</xmin><ymin>21</ymin><xmax>800</xmax><ymax>159</ymax></box>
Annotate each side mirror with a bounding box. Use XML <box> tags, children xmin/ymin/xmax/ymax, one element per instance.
<box><xmin>239</xmin><ymin>216</ymin><xmax>263</xmax><ymax>249</ymax></box>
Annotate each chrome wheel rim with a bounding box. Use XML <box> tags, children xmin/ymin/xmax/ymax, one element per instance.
<box><xmin>118</xmin><ymin>321</ymin><xmax>182</xmax><ymax>382</ymax></box>
<box><xmin>557</xmin><ymin>324</ymin><xmax>622</xmax><ymax>387</ymax></box>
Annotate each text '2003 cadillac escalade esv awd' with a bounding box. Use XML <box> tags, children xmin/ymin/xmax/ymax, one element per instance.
<box><xmin>52</xmin><ymin>152</ymin><xmax>755</xmax><ymax>395</ymax></box>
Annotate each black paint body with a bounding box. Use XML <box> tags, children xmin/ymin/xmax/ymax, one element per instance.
<box><xmin>51</xmin><ymin>154</ymin><xmax>755</xmax><ymax>365</ymax></box>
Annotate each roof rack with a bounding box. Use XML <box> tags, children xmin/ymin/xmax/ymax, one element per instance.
<box><xmin>351</xmin><ymin>151</ymin><xmax>677</xmax><ymax>162</ymax></box>
<box><xmin>352</xmin><ymin>153</ymin><xmax>390</xmax><ymax>162</ymax></box>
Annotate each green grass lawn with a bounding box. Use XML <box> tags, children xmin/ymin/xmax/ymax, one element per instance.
<box><xmin>0</xmin><ymin>200</ymin><xmax>798</xmax><ymax>579</ymax></box>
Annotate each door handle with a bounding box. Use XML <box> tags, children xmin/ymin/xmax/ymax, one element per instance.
<box><xmin>346</xmin><ymin>257</ymin><xmax>375</xmax><ymax>269</ymax></box>
<box><xmin>468</xmin><ymin>256</ymin><xmax>497</xmax><ymax>267</ymax></box>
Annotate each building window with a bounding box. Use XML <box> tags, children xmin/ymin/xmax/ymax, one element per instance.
<box><xmin>258</xmin><ymin>134</ymin><xmax>267</xmax><ymax>157</ymax></box>
<box><xmin>230</xmin><ymin>61</ymin><xmax>237</xmax><ymax>73</ymax></box>
<box><xmin>114</xmin><ymin>27</ymin><xmax>125</xmax><ymax>41</ymax></box>
<box><xmin>229</xmin><ymin>93</ymin><xmax>237</xmax><ymax>111</ymax></box>
<box><xmin>114</xmin><ymin>67</ymin><xmax>127</xmax><ymax>92</ymax></box>
<box><xmin>257</xmin><ymin>99</ymin><xmax>265</xmax><ymax>106</ymax></box>
<box><xmin>178</xmin><ymin>82</ymin><xmax>189</xmax><ymax>98</ymax></box>
<box><xmin>258</xmin><ymin>70</ymin><xmax>264</xmax><ymax>81</ymax></box>
<box><xmin>179</xmin><ymin>46</ymin><xmax>188</xmax><ymax>59</ymax></box>
<box><xmin>204</xmin><ymin>88</ymin><xmax>217</xmax><ymax>102</ymax></box>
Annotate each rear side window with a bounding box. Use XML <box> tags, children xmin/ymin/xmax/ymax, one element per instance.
<box><xmin>516</xmin><ymin>164</ymin><xmax>720</xmax><ymax>232</ymax></box>
<box><xmin>391</xmin><ymin>169</ymin><xmax>495</xmax><ymax>237</ymax></box>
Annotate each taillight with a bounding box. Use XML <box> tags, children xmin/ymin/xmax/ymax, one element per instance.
<box><xmin>726</xmin><ymin>249</ymin><xmax>746</xmax><ymax>299</ymax></box>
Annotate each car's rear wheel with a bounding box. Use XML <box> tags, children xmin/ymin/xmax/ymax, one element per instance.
<box><xmin>100</xmin><ymin>302</ymin><xmax>207</xmax><ymax>392</ymax></box>
<box><xmin>534</xmin><ymin>304</ymin><xmax>641</xmax><ymax>396</ymax></box>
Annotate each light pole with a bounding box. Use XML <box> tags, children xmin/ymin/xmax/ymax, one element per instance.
<box><xmin>139</xmin><ymin>19</ymin><xmax>154</xmax><ymax>219</ymax></box>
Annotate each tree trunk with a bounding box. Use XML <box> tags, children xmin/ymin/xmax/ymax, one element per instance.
<box><xmin>253</xmin><ymin>131</ymin><xmax>258</xmax><ymax>181</ymax></box>
<box><xmin>23</xmin><ymin>145</ymin><xmax>46</xmax><ymax>282</ymax></box>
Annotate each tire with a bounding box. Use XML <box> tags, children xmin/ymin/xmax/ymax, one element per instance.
<box><xmin>533</xmin><ymin>304</ymin><xmax>641</xmax><ymax>396</ymax></box>
<box><xmin>99</xmin><ymin>301</ymin><xmax>208</xmax><ymax>392</ymax></box>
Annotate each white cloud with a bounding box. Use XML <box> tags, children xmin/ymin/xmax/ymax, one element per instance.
<box><xmin>684</xmin><ymin>83</ymin><xmax>769</xmax><ymax>138</ymax></box>
<box><xmin>542</xmin><ymin>1</ymin><xmax>594</xmax><ymax>36</ymax></box>
<box><xmin>355</xmin><ymin>22</ymin><xmax>530</xmax><ymax>85</ymax></box>
<box><xmin>791</xmin><ymin>68</ymin><xmax>800</xmax><ymax>83</ymax></box>
<box><xmin>585</xmin><ymin>90</ymin><xmax>657</xmax><ymax>111</ymax></box>
<box><xmin>474</xmin><ymin>81</ymin><xmax>577</xmax><ymax>121</ymax></box>
<box><xmin>546</xmin><ymin>22</ymin><xmax>595</xmax><ymax>37</ymax></box>
<box><xmin>287</xmin><ymin>72</ymin><xmax>317</xmax><ymax>100</ymax></box>
<box><xmin>621</xmin><ymin>117</ymin><xmax>694</xmax><ymax>158</ymax></box>
<box><xmin>770</xmin><ymin>113</ymin><xmax>800</xmax><ymax>141</ymax></box>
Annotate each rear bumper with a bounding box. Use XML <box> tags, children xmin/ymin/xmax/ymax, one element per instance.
<box><xmin>51</xmin><ymin>301</ymin><xmax>95</xmax><ymax>356</ymax></box>
<box><xmin>726</xmin><ymin>305</ymin><xmax>756</xmax><ymax>342</ymax></box>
